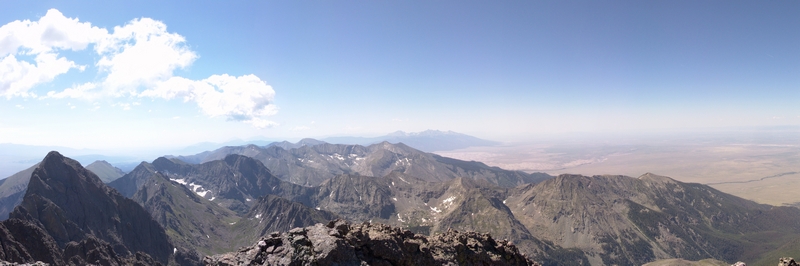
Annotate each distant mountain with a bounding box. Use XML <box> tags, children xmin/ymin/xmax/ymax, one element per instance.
<box><xmin>123</xmin><ymin>156</ymin><xmax>338</xmax><ymax>259</ymax></box>
<box><xmin>504</xmin><ymin>173</ymin><xmax>800</xmax><ymax>265</ymax></box>
<box><xmin>0</xmin><ymin>164</ymin><xmax>37</xmax><ymax>220</ymax></box>
<box><xmin>111</xmin><ymin>155</ymin><xmax>316</xmax><ymax>214</ymax></box>
<box><xmin>267</xmin><ymin>138</ymin><xmax>328</xmax><ymax>150</ymax></box>
<box><xmin>85</xmin><ymin>160</ymin><xmax>125</xmax><ymax>183</ymax></box>
<box><xmin>174</xmin><ymin>141</ymin><xmax>550</xmax><ymax>187</ymax></box>
<box><xmin>175</xmin><ymin>138</ymin><xmax>280</xmax><ymax>155</ymax></box>
<box><xmin>121</xmin><ymin>155</ymin><xmax>582</xmax><ymax>264</ymax></box>
<box><xmin>322</xmin><ymin>129</ymin><xmax>499</xmax><ymax>152</ymax></box>
<box><xmin>4</xmin><ymin>151</ymin><xmax>174</xmax><ymax>265</ymax></box>
<box><xmin>108</xmin><ymin>161</ymin><xmax>158</xmax><ymax>199</ymax></box>
<box><xmin>132</xmin><ymin>171</ymin><xmax>240</xmax><ymax>259</ymax></box>
<box><xmin>9</xmin><ymin>151</ymin><xmax>799</xmax><ymax>265</ymax></box>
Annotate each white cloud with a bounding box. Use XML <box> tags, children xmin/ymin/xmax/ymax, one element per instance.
<box><xmin>0</xmin><ymin>9</ymin><xmax>106</xmax><ymax>55</ymax></box>
<box><xmin>141</xmin><ymin>74</ymin><xmax>278</xmax><ymax>128</ymax></box>
<box><xmin>1</xmin><ymin>9</ymin><xmax>278</xmax><ymax>128</ymax></box>
<box><xmin>94</xmin><ymin>17</ymin><xmax>196</xmax><ymax>96</ymax></box>
<box><xmin>1</xmin><ymin>52</ymin><xmax>81</xmax><ymax>98</ymax></box>
<box><xmin>291</xmin><ymin>126</ymin><xmax>311</xmax><ymax>131</ymax></box>
<box><xmin>14</xmin><ymin>105</ymin><xmax>23</xmax><ymax>109</ymax></box>
<box><xmin>46</xmin><ymin>82</ymin><xmax>98</xmax><ymax>99</ymax></box>
<box><xmin>0</xmin><ymin>9</ymin><xmax>104</xmax><ymax>98</ymax></box>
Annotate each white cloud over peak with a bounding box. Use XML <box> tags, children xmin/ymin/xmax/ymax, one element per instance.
<box><xmin>140</xmin><ymin>74</ymin><xmax>278</xmax><ymax>128</ymax></box>
<box><xmin>1</xmin><ymin>9</ymin><xmax>278</xmax><ymax>128</ymax></box>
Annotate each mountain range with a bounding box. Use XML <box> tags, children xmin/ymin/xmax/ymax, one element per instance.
<box><xmin>172</xmin><ymin>141</ymin><xmax>548</xmax><ymax>187</ymax></box>
<box><xmin>321</xmin><ymin>130</ymin><xmax>499</xmax><ymax>152</ymax></box>
<box><xmin>1</xmin><ymin>139</ymin><xmax>800</xmax><ymax>265</ymax></box>
<box><xmin>0</xmin><ymin>130</ymin><xmax>493</xmax><ymax>178</ymax></box>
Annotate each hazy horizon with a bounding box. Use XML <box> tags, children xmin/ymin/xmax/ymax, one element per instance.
<box><xmin>2</xmin><ymin>1</ymin><xmax>798</xmax><ymax>151</ymax></box>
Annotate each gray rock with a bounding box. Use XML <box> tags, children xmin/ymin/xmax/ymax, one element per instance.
<box><xmin>205</xmin><ymin>219</ymin><xmax>538</xmax><ymax>266</ymax></box>
<box><xmin>779</xmin><ymin>257</ymin><xmax>797</xmax><ymax>266</ymax></box>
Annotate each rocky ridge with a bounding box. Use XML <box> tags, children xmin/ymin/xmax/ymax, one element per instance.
<box><xmin>1</xmin><ymin>151</ymin><xmax>173</xmax><ymax>265</ymax></box>
<box><xmin>0</xmin><ymin>164</ymin><xmax>38</xmax><ymax>220</ymax></box>
<box><xmin>173</xmin><ymin>141</ymin><xmax>549</xmax><ymax>187</ymax></box>
<box><xmin>111</xmin><ymin>155</ymin><xmax>581</xmax><ymax>263</ymax></box>
<box><xmin>204</xmin><ymin>219</ymin><xmax>537</xmax><ymax>266</ymax></box>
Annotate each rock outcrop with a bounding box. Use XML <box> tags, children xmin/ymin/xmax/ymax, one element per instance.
<box><xmin>205</xmin><ymin>219</ymin><xmax>537</xmax><ymax>266</ymax></box>
<box><xmin>3</xmin><ymin>151</ymin><xmax>172</xmax><ymax>265</ymax></box>
<box><xmin>779</xmin><ymin>257</ymin><xmax>798</xmax><ymax>266</ymax></box>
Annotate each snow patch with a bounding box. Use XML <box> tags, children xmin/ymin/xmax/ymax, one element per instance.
<box><xmin>430</xmin><ymin>207</ymin><xmax>442</xmax><ymax>213</ymax></box>
<box><xmin>210</xmin><ymin>196</ymin><xmax>215</xmax><ymax>201</ymax></box>
<box><xmin>397</xmin><ymin>176</ymin><xmax>410</xmax><ymax>184</ymax></box>
<box><xmin>246</xmin><ymin>198</ymin><xmax>252</xmax><ymax>202</ymax></box>
<box><xmin>397</xmin><ymin>213</ymin><xmax>405</xmax><ymax>223</ymax></box>
<box><xmin>255</xmin><ymin>214</ymin><xmax>262</xmax><ymax>219</ymax></box>
<box><xmin>173</xmin><ymin>248</ymin><xmax>177</xmax><ymax>254</ymax></box>
<box><xmin>315</xmin><ymin>207</ymin><xmax>321</xmax><ymax>210</ymax></box>
<box><xmin>172</xmin><ymin>179</ymin><xmax>212</xmax><ymax>198</ymax></box>
<box><xmin>392</xmin><ymin>197</ymin><xmax>397</xmax><ymax>201</ymax></box>
<box><xmin>443</xmin><ymin>196</ymin><xmax>456</xmax><ymax>204</ymax></box>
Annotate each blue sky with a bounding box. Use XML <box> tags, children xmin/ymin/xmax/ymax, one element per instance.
<box><xmin>1</xmin><ymin>1</ymin><xmax>798</xmax><ymax>150</ymax></box>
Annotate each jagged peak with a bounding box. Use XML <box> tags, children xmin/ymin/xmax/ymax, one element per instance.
<box><xmin>130</xmin><ymin>161</ymin><xmax>156</xmax><ymax>173</ymax></box>
<box><xmin>41</xmin><ymin>151</ymin><xmax>67</xmax><ymax>164</ymax></box>
<box><xmin>35</xmin><ymin>151</ymin><xmax>103</xmax><ymax>186</ymax></box>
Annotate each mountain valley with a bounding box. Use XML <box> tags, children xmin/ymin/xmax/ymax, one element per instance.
<box><xmin>0</xmin><ymin>140</ymin><xmax>798</xmax><ymax>265</ymax></box>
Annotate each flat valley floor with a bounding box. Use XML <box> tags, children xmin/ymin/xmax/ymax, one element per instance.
<box><xmin>436</xmin><ymin>134</ymin><xmax>800</xmax><ymax>207</ymax></box>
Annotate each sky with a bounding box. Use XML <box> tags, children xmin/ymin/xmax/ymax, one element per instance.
<box><xmin>1</xmin><ymin>1</ymin><xmax>799</xmax><ymax>151</ymax></box>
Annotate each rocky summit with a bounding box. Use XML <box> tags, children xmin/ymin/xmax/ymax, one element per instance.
<box><xmin>2</xmin><ymin>151</ymin><xmax>172</xmax><ymax>265</ymax></box>
<box><xmin>204</xmin><ymin>219</ymin><xmax>538</xmax><ymax>266</ymax></box>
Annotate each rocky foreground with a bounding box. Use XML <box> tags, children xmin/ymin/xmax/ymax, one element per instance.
<box><xmin>205</xmin><ymin>219</ymin><xmax>538</xmax><ymax>266</ymax></box>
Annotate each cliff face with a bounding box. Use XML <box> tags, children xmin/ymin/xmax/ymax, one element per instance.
<box><xmin>205</xmin><ymin>219</ymin><xmax>538</xmax><ymax>266</ymax></box>
<box><xmin>3</xmin><ymin>151</ymin><xmax>172</xmax><ymax>265</ymax></box>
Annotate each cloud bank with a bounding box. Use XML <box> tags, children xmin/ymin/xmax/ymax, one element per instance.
<box><xmin>0</xmin><ymin>9</ymin><xmax>277</xmax><ymax>128</ymax></box>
